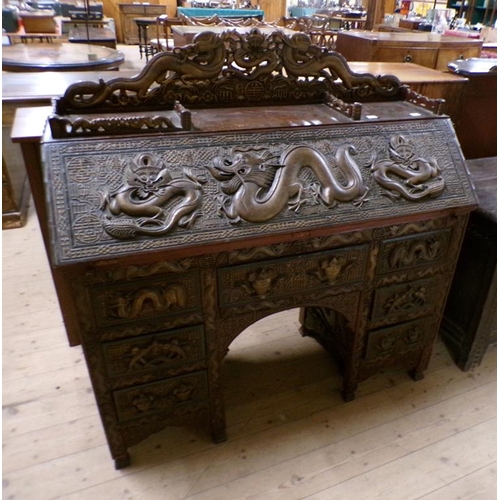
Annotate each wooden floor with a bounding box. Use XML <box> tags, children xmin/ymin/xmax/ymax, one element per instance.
<box><xmin>2</xmin><ymin>45</ymin><xmax>497</xmax><ymax>499</ymax></box>
<box><xmin>2</xmin><ymin>202</ymin><xmax>497</xmax><ymax>499</ymax></box>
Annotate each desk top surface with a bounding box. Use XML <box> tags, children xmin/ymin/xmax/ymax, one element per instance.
<box><xmin>2</xmin><ymin>43</ymin><xmax>125</xmax><ymax>72</ymax></box>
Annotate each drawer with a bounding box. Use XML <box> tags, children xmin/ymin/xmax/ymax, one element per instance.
<box><xmin>436</xmin><ymin>47</ymin><xmax>481</xmax><ymax>71</ymax></box>
<box><xmin>377</xmin><ymin>229</ymin><xmax>452</xmax><ymax>275</ymax></box>
<box><xmin>371</xmin><ymin>277</ymin><xmax>441</xmax><ymax>323</ymax></box>
<box><xmin>376</xmin><ymin>47</ymin><xmax>438</xmax><ymax>69</ymax></box>
<box><xmin>102</xmin><ymin>325</ymin><xmax>205</xmax><ymax>378</ymax></box>
<box><xmin>365</xmin><ymin>317</ymin><xmax>433</xmax><ymax>360</ymax></box>
<box><xmin>90</xmin><ymin>271</ymin><xmax>202</xmax><ymax>328</ymax></box>
<box><xmin>113</xmin><ymin>371</ymin><xmax>208</xmax><ymax>421</ymax></box>
<box><xmin>218</xmin><ymin>245</ymin><xmax>369</xmax><ymax>307</ymax></box>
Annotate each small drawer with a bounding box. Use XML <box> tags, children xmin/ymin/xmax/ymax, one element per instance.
<box><xmin>121</xmin><ymin>5</ymin><xmax>147</xmax><ymax>14</ymax></box>
<box><xmin>371</xmin><ymin>277</ymin><xmax>441</xmax><ymax>323</ymax></box>
<box><xmin>377</xmin><ymin>229</ymin><xmax>452</xmax><ymax>275</ymax></box>
<box><xmin>90</xmin><ymin>271</ymin><xmax>201</xmax><ymax>329</ymax></box>
<box><xmin>218</xmin><ymin>245</ymin><xmax>368</xmax><ymax>307</ymax></box>
<box><xmin>365</xmin><ymin>317</ymin><xmax>433</xmax><ymax>360</ymax></box>
<box><xmin>113</xmin><ymin>371</ymin><xmax>208</xmax><ymax>421</ymax></box>
<box><xmin>102</xmin><ymin>325</ymin><xmax>205</xmax><ymax>378</ymax></box>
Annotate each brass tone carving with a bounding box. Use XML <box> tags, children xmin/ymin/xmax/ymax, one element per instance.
<box><xmin>384</xmin><ymin>284</ymin><xmax>427</xmax><ymax>315</ymax></box>
<box><xmin>109</xmin><ymin>284</ymin><xmax>187</xmax><ymax>319</ymax></box>
<box><xmin>240</xmin><ymin>268</ymin><xmax>283</xmax><ymax>299</ymax></box>
<box><xmin>371</xmin><ymin>135</ymin><xmax>445</xmax><ymax>201</ymax></box>
<box><xmin>389</xmin><ymin>238</ymin><xmax>442</xmax><ymax>268</ymax></box>
<box><xmin>53</xmin><ymin>29</ymin><xmax>403</xmax><ymax>117</ymax></box>
<box><xmin>99</xmin><ymin>153</ymin><xmax>206</xmax><ymax>239</ymax></box>
<box><xmin>310</xmin><ymin>256</ymin><xmax>354</xmax><ymax>285</ymax></box>
<box><xmin>208</xmin><ymin>144</ymin><xmax>368</xmax><ymax>223</ymax></box>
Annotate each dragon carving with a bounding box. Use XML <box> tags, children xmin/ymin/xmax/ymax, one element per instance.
<box><xmin>371</xmin><ymin>135</ymin><xmax>446</xmax><ymax>201</ymax></box>
<box><xmin>99</xmin><ymin>153</ymin><xmax>205</xmax><ymax>239</ymax></box>
<box><xmin>62</xmin><ymin>31</ymin><xmax>226</xmax><ymax>108</ymax></box>
<box><xmin>207</xmin><ymin>144</ymin><xmax>368</xmax><ymax>224</ymax></box>
<box><xmin>278</xmin><ymin>32</ymin><xmax>401</xmax><ymax>96</ymax></box>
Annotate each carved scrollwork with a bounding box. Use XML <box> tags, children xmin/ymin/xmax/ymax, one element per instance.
<box><xmin>309</xmin><ymin>256</ymin><xmax>354</xmax><ymax>285</ymax></box>
<box><xmin>208</xmin><ymin>144</ymin><xmax>368</xmax><ymax>224</ymax></box>
<box><xmin>239</xmin><ymin>268</ymin><xmax>284</xmax><ymax>299</ymax></box>
<box><xmin>383</xmin><ymin>284</ymin><xmax>427</xmax><ymax>315</ymax></box>
<box><xmin>371</xmin><ymin>135</ymin><xmax>446</xmax><ymax>201</ymax></box>
<box><xmin>99</xmin><ymin>153</ymin><xmax>206</xmax><ymax>239</ymax></box>
<box><xmin>53</xmin><ymin>29</ymin><xmax>403</xmax><ymax>118</ymax></box>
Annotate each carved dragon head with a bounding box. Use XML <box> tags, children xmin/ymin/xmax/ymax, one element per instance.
<box><xmin>207</xmin><ymin>147</ymin><xmax>282</xmax><ymax>195</ymax></box>
<box><xmin>126</xmin><ymin>153</ymin><xmax>172</xmax><ymax>194</ymax></box>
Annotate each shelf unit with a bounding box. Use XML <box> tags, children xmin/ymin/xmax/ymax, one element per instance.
<box><xmin>448</xmin><ymin>0</ymin><xmax>497</xmax><ymax>25</ymax></box>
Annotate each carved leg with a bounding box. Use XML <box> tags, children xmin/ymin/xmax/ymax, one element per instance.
<box><xmin>409</xmin><ymin>368</ymin><xmax>425</xmax><ymax>381</ymax></box>
<box><xmin>114</xmin><ymin>452</ymin><xmax>131</xmax><ymax>469</ymax></box>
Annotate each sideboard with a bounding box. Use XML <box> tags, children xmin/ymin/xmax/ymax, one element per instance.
<box><xmin>335</xmin><ymin>31</ymin><xmax>483</xmax><ymax>71</ymax></box>
<box><xmin>28</xmin><ymin>29</ymin><xmax>477</xmax><ymax>468</ymax></box>
<box><xmin>118</xmin><ymin>3</ymin><xmax>166</xmax><ymax>44</ymax></box>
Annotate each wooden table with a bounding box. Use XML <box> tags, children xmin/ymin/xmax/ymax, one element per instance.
<box><xmin>2</xmin><ymin>42</ymin><xmax>124</xmax><ymax>72</ymax></box>
<box><xmin>68</xmin><ymin>27</ymin><xmax>117</xmax><ymax>49</ymax></box>
<box><xmin>349</xmin><ymin>62</ymin><xmax>469</xmax><ymax>124</ymax></box>
<box><xmin>336</xmin><ymin>31</ymin><xmax>483</xmax><ymax>71</ymax></box>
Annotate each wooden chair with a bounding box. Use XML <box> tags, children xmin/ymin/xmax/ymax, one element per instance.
<box><xmin>149</xmin><ymin>15</ymin><xmax>183</xmax><ymax>53</ymax></box>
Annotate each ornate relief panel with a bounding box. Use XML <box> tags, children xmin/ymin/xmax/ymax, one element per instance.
<box><xmin>43</xmin><ymin>119</ymin><xmax>476</xmax><ymax>265</ymax></box>
<box><xmin>89</xmin><ymin>271</ymin><xmax>201</xmax><ymax>328</ymax></box>
<box><xmin>113</xmin><ymin>371</ymin><xmax>208</xmax><ymax>421</ymax></box>
<box><xmin>102</xmin><ymin>325</ymin><xmax>205</xmax><ymax>378</ymax></box>
<box><xmin>371</xmin><ymin>276</ymin><xmax>441</xmax><ymax>324</ymax></box>
<box><xmin>217</xmin><ymin>245</ymin><xmax>368</xmax><ymax>307</ymax></box>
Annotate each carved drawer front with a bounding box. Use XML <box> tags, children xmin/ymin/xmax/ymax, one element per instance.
<box><xmin>89</xmin><ymin>271</ymin><xmax>201</xmax><ymax>328</ymax></box>
<box><xmin>102</xmin><ymin>325</ymin><xmax>205</xmax><ymax>378</ymax></box>
<box><xmin>218</xmin><ymin>245</ymin><xmax>369</xmax><ymax>307</ymax></box>
<box><xmin>365</xmin><ymin>317</ymin><xmax>433</xmax><ymax>360</ymax></box>
<box><xmin>113</xmin><ymin>371</ymin><xmax>208</xmax><ymax>421</ymax></box>
<box><xmin>377</xmin><ymin>229</ymin><xmax>452</xmax><ymax>275</ymax></box>
<box><xmin>371</xmin><ymin>277</ymin><xmax>441</xmax><ymax>323</ymax></box>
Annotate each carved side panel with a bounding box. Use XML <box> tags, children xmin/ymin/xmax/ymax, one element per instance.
<box><xmin>218</xmin><ymin>245</ymin><xmax>368</xmax><ymax>307</ymax></box>
<box><xmin>113</xmin><ymin>371</ymin><xmax>208</xmax><ymax>421</ymax></box>
<box><xmin>102</xmin><ymin>325</ymin><xmax>205</xmax><ymax>378</ymax></box>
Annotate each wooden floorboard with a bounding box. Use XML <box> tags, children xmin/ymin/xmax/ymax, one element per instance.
<box><xmin>2</xmin><ymin>47</ymin><xmax>497</xmax><ymax>498</ymax></box>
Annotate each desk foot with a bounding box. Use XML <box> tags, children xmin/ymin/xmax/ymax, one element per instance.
<box><xmin>212</xmin><ymin>429</ymin><xmax>228</xmax><ymax>443</ymax></box>
<box><xmin>114</xmin><ymin>453</ymin><xmax>131</xmax><ymax>469</ymax></box>
<box><xmin>409</xmin><ymin>369</ymin><xmax>425</xmax><ymax>381</ymax></box>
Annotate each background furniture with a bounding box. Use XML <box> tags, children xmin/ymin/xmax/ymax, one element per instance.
<box><xmin>441</xmin><ymin>156</ymin><xmax>497</xmax><ymax>371</ymax></box>
<box><xmin>2</xmin><ymin>43</ymin><xmax>124</xmax><ymax>72</ymax></box>
<box><xmin>177</xmin><ymin>7</ymin><xmax>264</xmax><ymax>19</ymax></box>
<box><xmin>118</xmin><ymin>3</ymin><xmax>166</xmax><ymax>44</ymax></box>
<box><xmin>447</xmin><ymin>57</ymin><xmax>497</xmax><ymax>159</ymax></box>
<box><xmin>335</xmin><ymin>31</ymin><xmax>483</xmax><ymax>70</ymax></box>
<box><xmin>68</xmin><ymin>26</ymin><xmax>117</xmax><ymax>49</ymax></box>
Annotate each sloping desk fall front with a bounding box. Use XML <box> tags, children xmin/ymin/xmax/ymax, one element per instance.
<box><xmin>18</xmin><ymin>29</ymin><xmax>477</xmax><ymax>468</ymax></box>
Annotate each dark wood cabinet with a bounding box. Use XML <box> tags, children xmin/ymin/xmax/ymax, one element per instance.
<box><xmin>335</xmin><ymin>31</ymin><xmax>483</xmax><ymax>71</ymax></box>
<box><xmin>118</xmin><ymin>3</ymin><xmax>166</xmax><ymax>44</ymax></box>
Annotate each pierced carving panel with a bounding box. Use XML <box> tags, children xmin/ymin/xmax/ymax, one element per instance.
<box><xmin>113</xmin><ymin>371</ymin><xmax>208</xmax><ymax>421</ymax></box>
<box><xmin>102</xmin><ymin>325</ymin><xmax>205</xmax><ymax>378</ymax></box>
<box><xmin>218</xmin><ymin>245</ymin><xmax>368</xmax><ymax>307</ymax></box>
<box><xmin>43</xmin><ymin>119</ymin><xmax>476</xmax><ymax>265</ymax></box>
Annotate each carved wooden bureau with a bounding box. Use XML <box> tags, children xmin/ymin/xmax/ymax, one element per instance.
<box><xmin>40</xmin><ymin>29</ymin><xmax>477</xmax><ymax>468</ymax></box>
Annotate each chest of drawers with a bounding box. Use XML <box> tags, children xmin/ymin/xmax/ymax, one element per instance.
<box><xmin>41</xmin><ymin>29</ymin><xmax>477</xmax><ymax>468</ymax></box>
